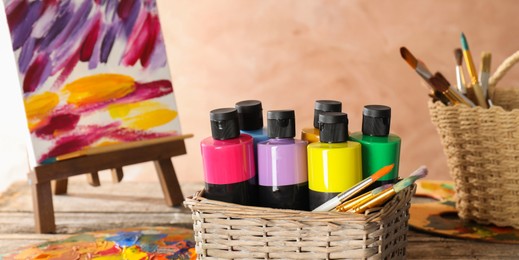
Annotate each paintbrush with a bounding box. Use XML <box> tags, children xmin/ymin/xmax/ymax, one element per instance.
<box><xmin>312</xmin><ymin>164</ymin><xmax>394</xmax><ymax>212</ymax></box>
<box><xmin>461</xmin><ymin>33</ymin><xmax>488</xmax><ymax>108</ymax></box>
<box><xmin>479</xmin><ymin>52</ymin><xmax>491</xmax><ymax>102</ymax></box>
<box><xmin>400</xmin><ymin>47</ymin><xmax>450</xmax><ymax>105</ymax></box>
<box><xmin>350</xmin><ymin>166</ymin><xmax>428</xmax><ymax>213</ymax></box>
<box><xmin>334</xmin><ymin>184</ymin><xmax>392</xmax><ymax>212</ymax></box>
<box><xmin>429</xmin><ymin>72</ymin><xmax>476</xmax><ymax>107</ymax></box>
<box><xmin>400</xmin><ymin>47</ymin><xmax>434</xmax><ymax>83</ymax></box>
<box><xmin>454</xmin><ymin>48</ymin><xmax>467</xmax><ymax>94</ymax></box>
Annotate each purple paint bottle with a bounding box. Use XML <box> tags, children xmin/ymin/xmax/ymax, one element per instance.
<box><xmin>200</xmin><ymin>108</ymin><xmax>257</xmax><ymax>205</ymax></box>
<box><xmin>257</xmin><ymin>110</ymin><xmax>309</xmax><ymax>210</ymax></box>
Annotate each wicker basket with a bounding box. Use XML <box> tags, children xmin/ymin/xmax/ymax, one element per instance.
<box><xmin>183</xmin><ymin>185</ymin><xmax>415</xmax><ymax>260</ymax></box>
<box><xmin>428</xmin><ymin>50</ymin><xmax>519</xmax><ymax>228</ymax></box>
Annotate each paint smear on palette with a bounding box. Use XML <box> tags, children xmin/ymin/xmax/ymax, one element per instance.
<box><xmin>410</xmin><ymin>180</ymin><xmax>519</xmax><ymax>244</ymax></box>
<box><xmin>2</xmin><ymin>226</ymin><xmax>197</xmax><ymax>260</ymax></box>
<box><xmin>4</xmin><ymin>0</ymin><xmax>181</xmax><ymax>166</ymax></box>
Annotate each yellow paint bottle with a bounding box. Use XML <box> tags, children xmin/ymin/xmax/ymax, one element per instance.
<box><xmin>307</xmin><ymin>112</ymin><xmax>362</xmax><ymax>210</ymax></box>
<box><xmin>301</xmin><ymin>100</ymin><xmax>342</xmax><ymax>143</ymax></box>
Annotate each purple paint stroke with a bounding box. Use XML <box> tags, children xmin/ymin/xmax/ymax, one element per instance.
<box><xmin>5</xmin><ymin>0</ymin><xmax>28</xmax><ymax>34</ymax></box>
<box><xmin>18</xmin><ymin>37</ymin><xmax>35</xmax><ymax>73</ymax></box>
<box><xmin>104</xmin><ymin>0</ymin><xmax>119</xmax><ymax>23</ymax></box>
<box><xmin>46</xmin><ymin>0</ymin><xmax>92</xmax><ymax>53</ymax></box>
<box><xmin>100</xmin><ymin>24</ymin><xmax>119</xmax><ymax>63</ymax></box>
<box><xmin>39</xmin><ymin>4</ymin><xmax>72</xmax><ymax>50</ymax></box>
<box><xmin>11</xmin><ymin>0</ymin><xmax>42</xmax><ymax>50</ymax></box>
<box><xmin>31</xmin><ymin>2</ymin><xmax>58</xmax><ymax>39</ymax></box>
<box><xmin>50</xmin><ymin>5</ymin><xmax>96</xmax><ymax>76</ymax></box>
<box><xmin>117</xmin><ymin>0</ymin><xmax>141</xmax><ymax>37</ymax></box>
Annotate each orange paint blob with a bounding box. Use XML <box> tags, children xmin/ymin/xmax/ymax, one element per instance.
<box><xmin>63</xmin><ymin>74</ymin><xmax>136</xmax><ymax>106</ymax></box>
<box><xmin>24</xmin><ymin>91</ymin><xmax>59</xmax><ymax>119</ymax></box>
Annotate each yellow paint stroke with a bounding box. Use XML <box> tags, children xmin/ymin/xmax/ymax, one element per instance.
<box><xmin>108</xmin><ymin>101</ymin><xmax>177</xmax><ymax>130</ymax></box>
<box><xmin>108</xmin><ymin>100</ymin><xmax>164</xmax><ymax>119</ymax></box>
<box><xmin>122</xmin><ymin>245</ymin><xmax>148</xmax><ymax>260</ymax></box>
<box><xmin>63</xmin><ymin>74</ymin><xmax>136</xmax><ymax>106</ymax></box>
<box><xmin>24</xmin><ymin>91</ymin><xmax>59</xmax><ymax>118</ymax></box>
<box><xmin>125</xmin><ymin>109</ymin><xmax>177</xmax><ymax>130</ymax></box>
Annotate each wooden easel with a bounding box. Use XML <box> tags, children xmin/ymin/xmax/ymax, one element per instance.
<box><xmin>28</xmin><ymin>134</ymin><xmax>192</xmax><ymax>233</ymax></box>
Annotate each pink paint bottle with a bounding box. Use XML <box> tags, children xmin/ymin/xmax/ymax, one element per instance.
<box><xmin>200</xmin><ymin>108</ymin><xmax>256</xmax><ymax>205</ymax></box>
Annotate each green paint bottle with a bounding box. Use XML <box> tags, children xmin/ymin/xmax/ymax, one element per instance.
<box><xmin>349</xmin><ymin>105</ymin><xmax>401</xmax><ymax>188</ymax></box>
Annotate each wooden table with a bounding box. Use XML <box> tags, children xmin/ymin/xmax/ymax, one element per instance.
<box><xmin>0</xmin><ymin>180</ymin><xmax>518</xmax><ymax>259</ymax></box>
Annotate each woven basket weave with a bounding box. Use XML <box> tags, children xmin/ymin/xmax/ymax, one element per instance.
<box><xmin>428</xmin><ymin>50</ymin><xmax>519</xmax><ymax>228</ymax></box>
<box><xmin>183</xmin><ymin>185</ymin><xmax>415</xmax><ymax>260</ymax></box>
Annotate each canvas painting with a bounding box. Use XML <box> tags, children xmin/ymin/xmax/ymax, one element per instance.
<box><xmin>3</xmin><ymin>0</ymin><xmax>181</xmax><ymax>165</ymax></box>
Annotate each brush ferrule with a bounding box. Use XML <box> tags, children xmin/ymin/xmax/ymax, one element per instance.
<box><xmin>455</xmin><ymin>66</ymin><xmax>467</xmax><ymax>94</ymax></box>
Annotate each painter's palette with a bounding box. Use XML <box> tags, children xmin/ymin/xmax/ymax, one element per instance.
<box><xmin>2</xmin><ymin>226</ymin><xmax>196</xmax><ymax>259</ymax></box>
<box><xmin>410</xmin><ymin>180</ymin><xmax>519</xmax><ymax>244</ymax></box>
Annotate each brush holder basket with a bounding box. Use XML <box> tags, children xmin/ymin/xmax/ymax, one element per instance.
<box><xmin>183</xmin><ymin>185</ymin><xmax>415</xmax><ymax>260</ymax></box>
<box><xmin>428</xmin><ymin>50</ymin><xmax>519</xmax><ymax>228</ymax></box>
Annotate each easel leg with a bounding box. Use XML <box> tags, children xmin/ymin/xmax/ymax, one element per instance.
<box><xmin>31</xmin><ymin>181</ymin><xmax>56</xmax><ymax>233</ymax></box>
<box><xmin>154</xmin><ymin>158</ymin><xmax>184</xmax><ymax>206</ymax></box>
<box><xmin>111</xmin><ymin>167</ymin><xmax>124</xmax><ymax>183</ymax></box>
<box><xmin>53</xmin><ymin>179</ymin><xmax>68</xmax><ymax>195</ymax></box>
<box><xmin>87</xmin><ymin>172</ymin><xmax>101</xmax><ymax>186</ymax></box>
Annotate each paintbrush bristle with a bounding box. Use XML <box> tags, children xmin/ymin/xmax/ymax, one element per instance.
<box><xmin>370</xmin><ymin>164</ymin><xmax>394</xmax><ymax>181</ymax></box>
<box><xmin>400</xmin><ymin>47</ymin><xmax>418</xmax><ymax>69</ymax></box>
<box><xmin>454</xmin><ymin>48</ymin><xmax>463</xmax><ymax>66</ymax></box>
<box><xmin>429</xmin><ymin>73</ymin><xmax>449</xmax><ymax>92</ymax></box>
<box><xmin>393</xmin><ymin>166</ymin><xmax>428</xmax><ymax>193</ymax></box>
<box><xmin>481</xmin><ymin>52</ymin><xmax>491</xmax><ymax>73</ymax></box>
<box><xmin>460</xmin><ymin>32</ymin><xmax>470</xmax><ymax>50</ymax></box>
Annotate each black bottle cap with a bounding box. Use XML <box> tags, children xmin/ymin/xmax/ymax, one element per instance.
<box><xmin>210</xmin><ymin>108</ymin><xmax>240</xmax><ymax>140</ymax></box>
<box><xmin>362</xmin><ymin>105</ymin><xmax>391</xmax><ymax>137</ymax></box>
<box><xmin>319</xmin><ymin>112</ymin><xmax>348</xmax><ymax>143</ymax></box>
<box><xmin>235</xmin><ymin>100</ymin><xmax>263</xmax><ymax>131</ymax></box>
<box><xmin>313</xmin><ymin>100</ymin><xmax>342</xmax><ymax>128</ymax></box>
<box><xmin>267</xmin><ymin>110</ymin><xmax>295</xmax><ymax>138</ymax></box>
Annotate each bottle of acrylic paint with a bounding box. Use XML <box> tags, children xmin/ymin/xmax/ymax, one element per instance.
<box><xmin>350</xmin><ymin>105</ymin><xmax>401</xmax><ymax>188</ymax></box>
<box><xmin>200</xmin><ymin>108</ymin><xmax>256</xmax><ymax>205</ymax></box>
<box><xmin>235</xmin><ymin>100</ymin><xmax>269</xmax><ymax>170</ymax></box>
<box><xmin>301</xmin><ymin>100</ymin><xmax>342</xmax><ymax>144</ymax></box>
<box><xmin>257</xmin><ymin>110</ymin><xmax>309</xmax><ymax>210</ymax></box>
<box><xmin>307</xmin><ymin>112</ymin><xmax>362</xmax><ymax>210</ymax></box>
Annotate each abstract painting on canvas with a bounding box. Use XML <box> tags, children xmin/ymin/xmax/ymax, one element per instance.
<box><xmin>3</xmin><ymin>0</ymin><xmax>181</xmax><ymax>166</ymax></box>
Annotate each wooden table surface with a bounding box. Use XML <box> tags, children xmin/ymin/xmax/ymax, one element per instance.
<box><xmin>0</xmin><ymin>180</ymin><xmax>518</xmax><ymax>259</ymax></box>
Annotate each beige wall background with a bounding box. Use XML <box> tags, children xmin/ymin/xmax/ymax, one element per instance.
<box><xmin>131</xmin><ymin>0</ymin><xmax>519</xmax><ymax>184</ymax></box>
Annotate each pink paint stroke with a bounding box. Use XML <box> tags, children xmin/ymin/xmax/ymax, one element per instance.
<box><xmin>23</xmin><ymin>53</ymin><xmax>51</xmax><ymax>93</ymax></box>
<box><xmin>35</xmin><ymin>113</ymin><xmax>81</xmax><ymax>139</ymax></box>
<box><xmin>38</xmin><ymin>123</ymin><xmax>120</xmax><ymax>162</ymax></box>
<box><xmin>38</xmin><ymin>123</ymin><xmax>176</xmax><ymax>163</ymax></box>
